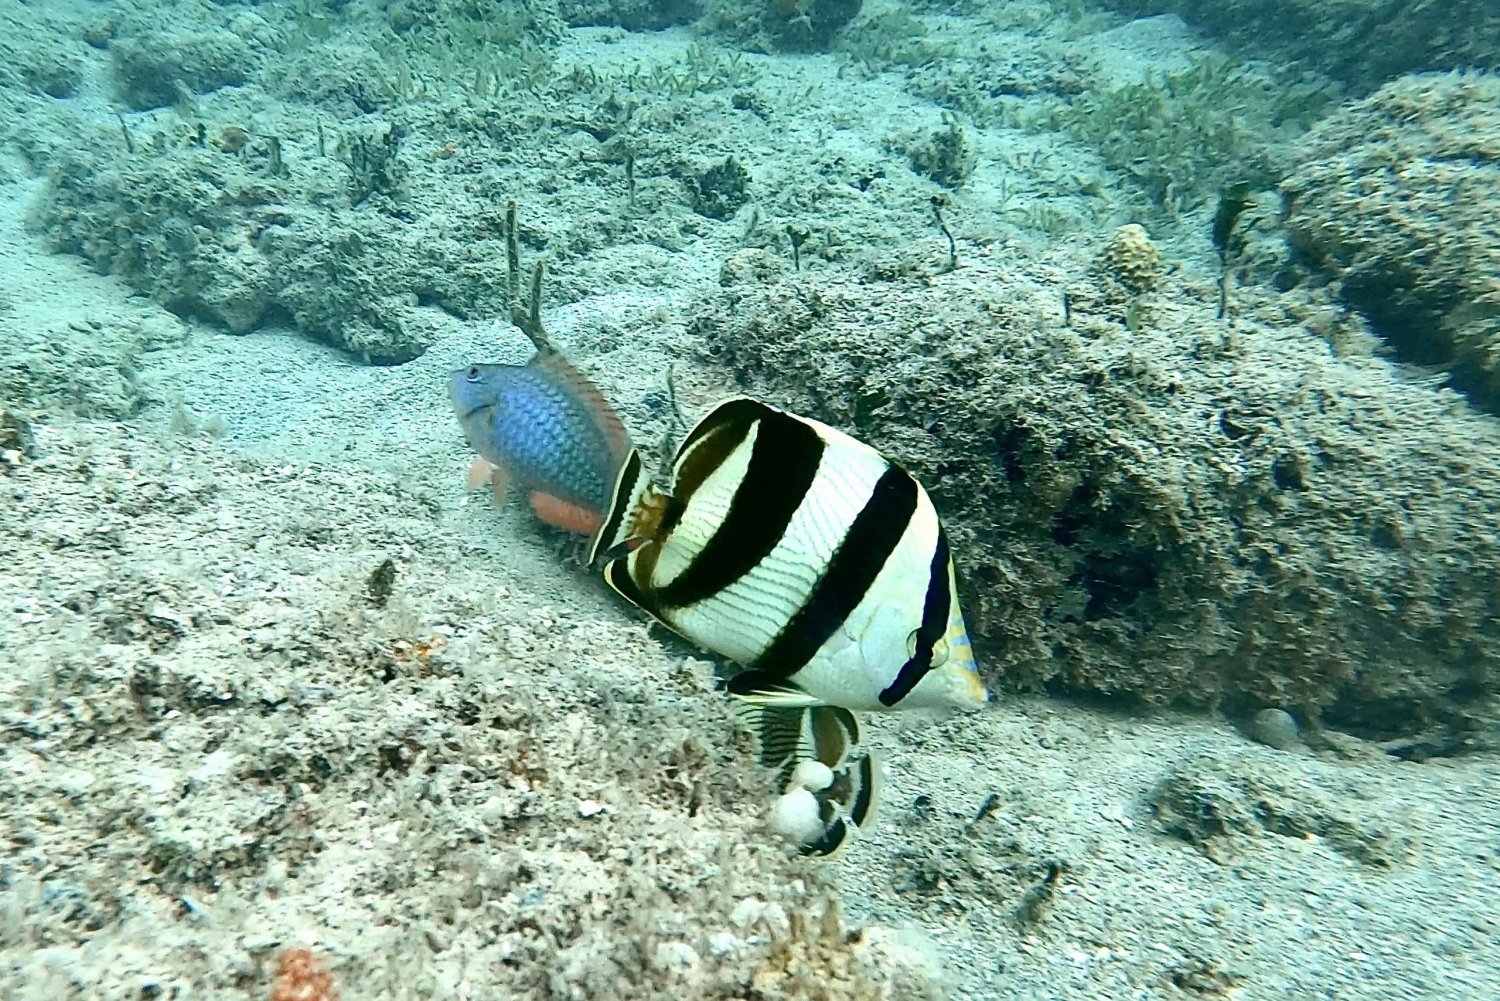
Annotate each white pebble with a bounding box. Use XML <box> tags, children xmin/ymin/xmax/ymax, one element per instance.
<box><xmin>790</xmin><ymin>760</ymin><xmax>835</xmax><ymax>792</ymax></box>
<box><xmin>769</xmin><ymin>788</ymin><xmax>824</xmax><ymax>844</ymax></box>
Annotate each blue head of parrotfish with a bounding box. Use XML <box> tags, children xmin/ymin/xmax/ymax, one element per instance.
<box><xmin>449</xmin><ymin>353</ymin><xmax>631</xmax><ymax>515</ymax></box>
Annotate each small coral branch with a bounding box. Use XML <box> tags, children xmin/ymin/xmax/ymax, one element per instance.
<box><xmin>270</xmin><ymin>947</ymin><xmax>339</xmax><ymax>1001</ymax></box>
<box><xmin>505</xmin><ymin>199</ymin><xmax>552</xmax><ymax>355</ymax></box>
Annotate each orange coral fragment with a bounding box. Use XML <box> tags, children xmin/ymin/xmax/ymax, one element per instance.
<box><xmin>271</xmin><ymin>947</ymin><xmax>339</xmax><ymax>1001</ymax></box>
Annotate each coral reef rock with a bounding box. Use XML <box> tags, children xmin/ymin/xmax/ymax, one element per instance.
<box><xmin>1096</xmin><ymin>0</ymin><xmax>1500</xmax><ymax>91</ymax></box>
<box><xmin>1096</xmin><ymin>223</ymin><xmax>1163</xmax><ymax>295</ymax></box>
<box><xmin>1283</xmin><ymin>71</ymin><xmax>1500</xmax><ymax>414</ymax></box>
<box><xmin>689</xmin><ymin>254</ymin><xmax>1500</xmax><ymax>739</ymax></box>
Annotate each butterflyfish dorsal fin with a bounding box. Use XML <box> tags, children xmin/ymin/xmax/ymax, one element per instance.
<box><xmin>530</xmin><ymin>349</ymin><xmax>633</xmax><ymax>466</ymax></box>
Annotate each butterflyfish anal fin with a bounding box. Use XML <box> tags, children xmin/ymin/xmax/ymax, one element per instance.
<box><xmin>800</xmin><ymin>812</ymin><xmax>852</xmax><ymax>859</ymax></box>
<box><xmin>735</xmin><ymin>702</ymin><xmax>807</xmax><ymax>772</ymax></box>
<box><xmin>807</xmin><ymin>705</ymin><xmax>863</xmax><ymax>769</ymax></box>
<box><xmin>795</xmin><ymin>750</ymin><xmax>880</xmax><ymax>859</ymax></box>
<box><xmin>732</xmin><ymin>697</ymin><xmax>879</xmax><ymax>860</ymax></box>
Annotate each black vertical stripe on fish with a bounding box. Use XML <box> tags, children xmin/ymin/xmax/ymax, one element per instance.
<box><xmin>845</xmin><ymin>750</ymin><xmax>879</xmax><ymax>829</ymax></box>
<box><xmin>653</xmin><ymin>409</ymin><xmax>824</xmax><ymax>608</ymax></box>
<box><xmin>672</xmin><ymin>397</ymin><xmax>765</xmax><ymax>469</ymax></box>
<box><xmin>802</xmin><ymin>811</ymin><xmax>850</xmax><ymax>858</ymax></box>
<box><xmin>671</xmin><ymin>405</ymin><xmax>755</xmax><ymax>507</ymax></box>
<box><xmin>749</xmin><ymin>465</ymin><xmax>919</xmax><ymax>679</ymax></box>
<box><xmin>879</xmin><ymin>526</ymin><xmax>953</xmax><ymax>707</ymax></box>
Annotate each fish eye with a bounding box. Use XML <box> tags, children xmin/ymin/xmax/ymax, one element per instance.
<box><xmin>465</xmin><ymin>366</ymin><xmax>481</xmax><ymax>383</ymax></box>
<box><xmin>906</xmin><ymin>629</ymin><xmax>949</xmax><ymax>665</ymax></box>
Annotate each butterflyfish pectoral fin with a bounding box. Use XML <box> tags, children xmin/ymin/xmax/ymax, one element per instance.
<box><xmin>528</xmin><ymin>491</ymin><xmax>603</xmax><ymax>536</ymax></box>
<box><xmin>725</xmin><ymin>670</ymin><xmax>822</xmax><ymax>709</ymax></box>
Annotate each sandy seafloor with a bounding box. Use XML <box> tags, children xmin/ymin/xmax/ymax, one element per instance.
<box><xmin>2</xmin><ymin>2</ymin><xmax>1499</xmax><ymax>999</ymax></box>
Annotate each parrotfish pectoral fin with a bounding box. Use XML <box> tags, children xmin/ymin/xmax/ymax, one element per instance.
<box><xmin>530</xmin><ymin>350</ymin><xmax>633</xmax><ymax>466</ymax></box>
<box><xmin>528</xmin><ymin>490</ymin><xmax>603</xmax><ymax>536</ymax></box>
<box><xmin>467</xmin><ymin>455</ymin><xmax>498</xmax><ymax>492</ymax></box>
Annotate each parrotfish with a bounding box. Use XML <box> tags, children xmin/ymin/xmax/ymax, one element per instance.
<box><xmin>449</xmin><ymin>348</ymin><xmax>632</xmax><ymax>539</ymax></box>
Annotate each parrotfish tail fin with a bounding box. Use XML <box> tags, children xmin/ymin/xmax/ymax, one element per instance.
<box><xmin>530</xmin><ymin>350</ymin><xmax>633</xmax><ymax>466</ymax></box>
<box><xmin>528</xmin><ymin>490</ymin><xmax>603</xmax><ymax>537</ymax></box>
<box><xmin>590</xmin><ymin>448</ymin><xmax>674</xmax><ymax>565</ymax></box>
<box><xmin>732</xmin><ymin>698</ymin><xmax>881</xmax><ymax>860</ymax></box>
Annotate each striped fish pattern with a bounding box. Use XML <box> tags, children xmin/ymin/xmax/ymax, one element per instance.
<box><xmin>591</xmin><ymin>396</ymin><xmax>987</xmax><ymax>855</ymax></box>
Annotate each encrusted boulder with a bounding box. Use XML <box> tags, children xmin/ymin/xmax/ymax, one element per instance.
<box><xmin>689</xmin><ymin>252</ymin><xmax>1500</xmax><ymax>738</ymax></box>
<box><xmin>1095</xmin><ymin>1</ymin><xmax>1499</xmax><ymax>91</ymax></box>
<box><xmin>1283</xmin><ymin>71</ymin><xmax>1500</xmax><ymax>413</ymax></box>
<box><xmin>1096</xmin><ymin>223</ymin><xmax>1162</xmax><ymax>295</ymax></box>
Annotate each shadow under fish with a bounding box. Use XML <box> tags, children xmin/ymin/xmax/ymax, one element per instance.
<box><xmin>449</xmin><ymin>346</ymin><xmax>632</xmax><ymax>541</ymax></box>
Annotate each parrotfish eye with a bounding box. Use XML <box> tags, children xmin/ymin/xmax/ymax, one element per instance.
<box><xmin>465</xmin><ymin>366</ymin><xmax>482</xmax><ymax>383</ymax></box>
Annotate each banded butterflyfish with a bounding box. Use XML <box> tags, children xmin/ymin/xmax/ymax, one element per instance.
<box><xmin>590</xmin><ymin>396</ymin><xmax>988</xmax><ymax>855</ymax></box>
